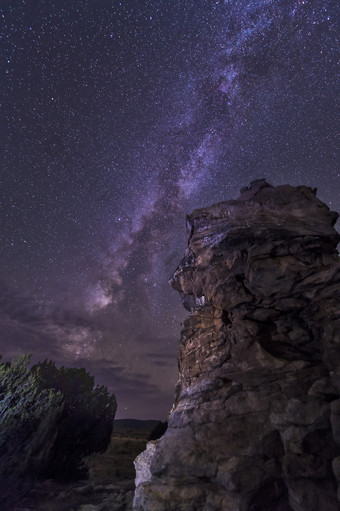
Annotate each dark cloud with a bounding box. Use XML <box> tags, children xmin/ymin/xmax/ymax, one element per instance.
<box><xmin>144</xmin><ymin>351</ymin><xmax>178</xmax><ymax>368</ymax></box>
<box><xmin>73</xmin><ymin>358</ymin><xmax>172</xmax><ymax>420</ymax></box>
<box><xmin>0</xmin><ymin>281</ymin><xmax>177</xmax><ymax>418</ymax></box>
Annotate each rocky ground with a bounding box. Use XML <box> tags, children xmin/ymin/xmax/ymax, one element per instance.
<box><xmin>12</xmin><ymin>429</ymin><xmax>150</xmax><ymax>511</ymax></box>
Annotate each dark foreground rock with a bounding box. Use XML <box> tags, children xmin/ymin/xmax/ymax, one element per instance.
<box><xmin>134</xmin><ymin>181</ymin><xmax>340</xmax><ymax>511</ymax></box>
<box><xmin>14</xmin><ymin>480</ymin><xmax>134</xmax><ymax>511</ymax></box>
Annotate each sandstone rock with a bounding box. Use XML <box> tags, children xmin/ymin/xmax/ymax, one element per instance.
<box><xmin>134</xmin><ymin>442</ymin><xmax>158</xmax><ymax>490</ymax></box>
<box><xmin>133</xmin><ymin>181</ymin><xmax>340</xmax><ymax>511</ymax></box>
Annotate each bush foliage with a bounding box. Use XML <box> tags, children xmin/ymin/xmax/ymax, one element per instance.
<box><xmin>0</xmin><ymin>354</ymin><xmax>116</xmax><ymax>507</ymax></box>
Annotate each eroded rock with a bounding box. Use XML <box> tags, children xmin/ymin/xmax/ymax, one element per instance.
<box><xmin>134</xmin><ymin>181</ymin><xmax>340</xmax><ymax>511</ymax></box>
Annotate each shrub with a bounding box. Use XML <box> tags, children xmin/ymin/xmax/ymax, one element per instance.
<box><xmin>0</xmin><ymin>355</ymin><xmax>64</xmax><ymax>507</ymax></box>
<box><xmin>0</xmin><ymin>355</ymin><xmax>117</xmax><ymax>508</ymax></box>
<box><xmin>31</xmin><ymin>360</ymin><xmax>117</xmax><ymax>480</ymax></box>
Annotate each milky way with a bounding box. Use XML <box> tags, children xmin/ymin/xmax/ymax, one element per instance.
<box><xmin>1</xmin><ymin>0</ymin><xmax>339</xmax><ymax>418</ymax></box>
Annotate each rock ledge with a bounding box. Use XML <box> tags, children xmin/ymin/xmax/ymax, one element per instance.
<box><xmin>134</xmin><ymin>181</ymin><xmax>340</xmax><ymax>511</ymax></box>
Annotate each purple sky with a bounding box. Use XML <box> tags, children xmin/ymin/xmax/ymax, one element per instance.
<box><xmin>1</xmin><ymin>0</ymin><xmax>338</xmax><ymax>419</ymax></box>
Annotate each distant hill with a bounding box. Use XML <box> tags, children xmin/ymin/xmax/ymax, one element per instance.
<box><xmin>113</xmin><ymin>419</ymin><xmax>160</xmax><ymax>432</ymax></box>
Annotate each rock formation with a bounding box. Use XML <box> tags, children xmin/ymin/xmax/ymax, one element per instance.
<box><xmin>133</xmin><ymin>180</ymin><xmax>340</xmax><ymax>511</ymax></box>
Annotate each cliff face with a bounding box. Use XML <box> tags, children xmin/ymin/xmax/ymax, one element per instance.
<box><xmin>133</xmin><ymin>181</ymin><xmax>340</xmax><ymax>511</ymax></box>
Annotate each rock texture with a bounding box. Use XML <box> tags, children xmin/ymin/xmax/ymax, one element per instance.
<box><xmin>133</xmin><ymin>180</ymin><xmax>340</xmax><ymax>511</ymax></box>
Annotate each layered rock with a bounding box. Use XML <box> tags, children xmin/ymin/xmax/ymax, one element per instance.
<box><xmin>134</xmin><ymin>180</ymin><xmax>340</xmax><ymax>511</ymax></box>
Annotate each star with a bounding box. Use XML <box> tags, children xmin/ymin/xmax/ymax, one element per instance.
<box><xmin>0</xmin><ymin>0</ymin><xmax>338</xmax><ymax>419</ymax></box>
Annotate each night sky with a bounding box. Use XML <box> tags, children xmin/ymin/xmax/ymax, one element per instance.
<box><xmin>1</xmin><ymin>0</ymin><xmax>339</xmax><ymax>419</ymax></box>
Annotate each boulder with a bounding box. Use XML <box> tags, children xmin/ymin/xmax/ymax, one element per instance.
<box><xmin>134</xmin><ymin>181</ymin><xmax>340</xmax><ymax>511</ymax></box>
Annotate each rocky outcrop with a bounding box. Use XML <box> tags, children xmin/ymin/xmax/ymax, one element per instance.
<box><xmin>133</xmin><ymin>180</ymin><xmax>340</xmax><ymax>511</ymax></box>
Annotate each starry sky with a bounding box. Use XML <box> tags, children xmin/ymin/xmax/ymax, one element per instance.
<box><xmin>1</xmin><ymin>0</ymin><xmax>339</xmax><ymax>419</ymax></box>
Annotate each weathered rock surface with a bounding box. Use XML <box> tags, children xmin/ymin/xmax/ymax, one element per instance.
<box><xmin>134</xmin><ymin>180</ymin><xmax>340</xmax><ymax>511</ymax></box>
<box><xmin>14</xmin><ymin>479</ymin><xmax>134</xmax><ymax>511</ymax></box>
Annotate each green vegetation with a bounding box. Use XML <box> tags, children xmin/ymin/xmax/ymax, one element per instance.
<box><xmin>0</xmin><ymin>354</ymin><xmax>116</xmax><ymax>508</ymax></box>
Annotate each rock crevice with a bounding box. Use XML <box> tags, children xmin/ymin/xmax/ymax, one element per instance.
<box><xmin>134</xmin><ymin>181</ymin><xmax>340</xmax><ymax>511</ymax></box>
